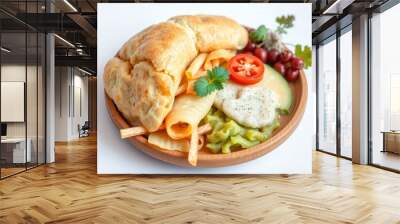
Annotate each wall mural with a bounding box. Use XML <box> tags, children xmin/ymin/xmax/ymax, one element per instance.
<box><xmin>97</xmin><ymin>3</ymin><xmax>313</xmax><ymax>174</ymax></box>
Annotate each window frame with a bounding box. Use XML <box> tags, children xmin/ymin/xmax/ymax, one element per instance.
<box><xmin>315</xmin><ymin>24</ymin><xmax>353</xmax><ymax>161</ymax></box>
<box><xmin>367</xmin><ymin>2</ymin><xmax>400</xmax><ymax>173</ymax></box>
<box><xmin>0</xmin><ymin>0</ymin><xmax>47</xmax><ymax>180</ymax></box>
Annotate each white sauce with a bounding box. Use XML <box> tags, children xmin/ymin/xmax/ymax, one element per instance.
<box><xmin>214</xmin><ymin>82</ymin><xmax>278</xmax><ymax>128</ymax></box>
<box><xmin>214</xmin><ymin>82</ymin><xmax>240</xmax><ymax>109</ymax></box>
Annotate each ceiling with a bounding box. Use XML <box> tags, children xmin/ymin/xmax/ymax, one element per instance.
<box><xmin>0</xmin><ymin>0</ymin><xmax>393</xmax><ymax>75</ymax></box>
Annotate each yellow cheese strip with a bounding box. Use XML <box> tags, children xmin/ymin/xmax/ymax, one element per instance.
<box><xmin>147</xmin><ymin>130</ymin><xmax>205</xmax><ymax>155</ymax></box>
<box><xmin>186</xmin><ymin>70</ymin><xmax>206</xmax><ymax>95</ymax></box>
<box><xmin>120</xmin><ymin>123</ymin><xmax>211</xmax><ymax>139</ymax></box>
<box><xmin>185</xmin><ymin>53</ymin><xmax>207</xmax><ymax>80</ymax></box>
<box><xmin>190</xmin><ymin>69</ymin><xmax>206</xmax><ymax>80</ymax></box>
<box><xmin>203</xmin><ymin>49</ymin><xmax>236</xmax><ymax>70</ymax></box>
<box><xmin>120</xmin><ymin>126</ymin><xmax>147</xmax><ymax>139</ymax></box>
<box><xmin>186</xmin><ymin>79</ymin><xmax>197</xmax><ymax>95</ymax></box>
<box><xmin>188</xmin><ymin>127</ymin><xmax>199</xmax><ymax>166</ymax></box>
<box><xmin>198</xmin><ymin>123</ymin><xmax>212</xmax><ymax>135</ymax></box>
<box><xmin>166</xmin><ymin>92</ymin><xmax>216</xmax><ymax>140</ymax></box>
<box><xmin>148</xmin><ymin>131</ymin><xmax>190</xmax><ymax>152</ymax></box>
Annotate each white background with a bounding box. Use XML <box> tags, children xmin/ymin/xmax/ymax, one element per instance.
<box><xmin>97</xmin><ymin>3</ymin><xmax>313</xmax><ymax>174</ymax></box>
<box><xmin>1</xmin><ymin>82</ymin><xmax>24</xmax><ymax>122</ymax></box>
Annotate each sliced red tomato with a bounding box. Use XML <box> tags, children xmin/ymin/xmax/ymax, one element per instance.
<box><xmin>227</xmin><ymin>53</ymin><xmax>264</xmax><ymax>85</ymax></box>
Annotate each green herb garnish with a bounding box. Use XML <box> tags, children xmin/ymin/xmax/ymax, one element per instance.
<box><xmin>294</xmin><ymin>44</ymin><xmax>312</xmax><ymax>69</ymax></box>
<box><xmin>249</xmin><ymin>25</ymin><xmax>268</xmax><ymax>43</ymax></box>
<box><xmin>194</xmin><ymin>66</ymin><xmax>229</xmax><ymax>97</ymax></box>
<box><xmin>275</xmin><ymin>15</ymin><xmax>295</xmax><ymax>34</ymax></box>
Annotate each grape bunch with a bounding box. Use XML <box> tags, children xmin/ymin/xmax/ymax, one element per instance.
<box><xmin>243</xmin><ymin>28</ymin><xmax>303</xmax><ymax>82</ymax></box>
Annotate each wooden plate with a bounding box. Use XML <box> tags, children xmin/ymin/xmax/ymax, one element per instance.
<box><xmin>105</xmin><ymin>69</ymin><xmax>307</xmax><ymax>167</ymax></box>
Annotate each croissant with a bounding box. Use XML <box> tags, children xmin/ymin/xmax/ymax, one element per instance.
<box><xmin>104</xmin><ymin>15</ymin><xmax>248</xmax><ymax>132</ymax></box>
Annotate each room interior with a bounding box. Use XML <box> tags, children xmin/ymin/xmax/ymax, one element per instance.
<box><xmin>0</xmin><ymin>30</ymin><xmax>46</xmax><ymax>177</ymax></box>
<box><xmin>0</xmin><ymin>0</ymin><xmax>399</xmax><ymax>223</ymax></box>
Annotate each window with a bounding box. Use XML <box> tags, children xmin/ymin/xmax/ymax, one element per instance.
<box><xmin>1</xmin><ymin>31</ymin><xmax>28</xmax><ymax>178</ymax></box>
<box><xmin>370</xmin><ymin>3</ymin><xmax>400</xmax><ymax>171</ymax></box>
<box><xmin>317</xmin><ymin>37</ymin><xmax>337</xmax><ymax>154</ymax></box>
<box><xmin>339</xmin><ymin>29</ymin><xmax>352</xmax><ymax>158</ymax></box>
<box><xmin>316</xmin><ymin>26</ymin><xmax>353</xmax><ymax>159</ymax></box>
<box><xmin>0</xmin><ymin>1</ymin><xmax>46</xmax><ymax>179</ymax></box>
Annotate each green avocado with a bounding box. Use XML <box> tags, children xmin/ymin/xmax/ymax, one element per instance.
<box><xmin>261</xmin><ymin>64</ymin><xmax>293</xmax><ymax>114</ymax></box>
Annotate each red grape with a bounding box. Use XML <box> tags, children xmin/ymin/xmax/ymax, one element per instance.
<box><xmin>285</xmin><ymin>69</ymin><xmax>299</xmax><ymax>81</ymax></box>
<box><xmin>284</xmin><ymin>62</ymin><xmax>292</xmax><ymax>69</ymax></box>
<box><xmin>267</xmin><ymin>49</ymin><xmax>279</xmax><ymax>64</ymax></box>
<box><xmin>273</xmin><ymin>62</ymin><xmax>285</xmax><ymax>75</ymax></box>
<box><xmin>291</xmin><ymin>57</ymin><xmax>304</xmax><ymax>70</ymax></box>
<box><xmin>244</xmin><ymin>42</ymin><xmax>256</xmax><ymax>52</ymax></box>
<box><xmin>254</xmin><ymin>48</ymin><xmax>268</xmax><ymax>63</ymax></box>
<box><xmin>280</xmin><ymin>50</ymin><xmax>293</xmax><ymax>63</ymax></box>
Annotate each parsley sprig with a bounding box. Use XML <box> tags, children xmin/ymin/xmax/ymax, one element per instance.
<box><xmin>294</xmin><ymin>44</ymin><xmax>312</xmax><ymax>69</ymax></box>
<box><xmin>275</xmin><ymin>15</ymin><xmax>295</xmax><ymax>34</ymax></box>
<box><xmin>194</xmin><ymin>66</ymin><xmax>229</xmax><ymax>97</ymax></box>
<box><xmin>249</xmin><ymin>25</ymin><xmax>268</xmax><ymax>43</ymax></box>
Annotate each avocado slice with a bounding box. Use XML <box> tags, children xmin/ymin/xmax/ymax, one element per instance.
<box><xmin>261</xmin><ymin>64</ymin><xmax>293</xmax><ymax>115</ymax></box>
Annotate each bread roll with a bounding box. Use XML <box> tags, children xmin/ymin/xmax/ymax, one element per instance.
<box><xmin>169</xmin><ymin>15</ymin><xmax>248</xmax><ymax>52</ymax></box>
<box><xmin>103</xmin><ymin>57</ymin><xmax>136</xmax><ymax>123</ymax></box>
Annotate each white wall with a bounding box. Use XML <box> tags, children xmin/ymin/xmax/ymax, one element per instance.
<box><xmin>55</xmin><ymin>67</ymin><xmax>69</xmax><ymax>141</ymax></box>
<box><xmin>1</xmin><ymin>65</ymin><xmax>26</xmax><ymax>139</ymax></box>
<box><xmin>1</xmin><ymin>65</ymin><xmax>42</xmax><ymax>138</ymax></box>
<box><xmin>1</xmin><ymin>64</ymin><xmax>46</xmax><ymax>164</ymax></box>
<box><xmin>54</xmin><ymin>67</ymin><xmax>89</xmax><ymax>141</ymax></box>
<box><xmin>72</xmin><ymin>74</ymin><xmax>89</xmax><ymax>138</ymax></box>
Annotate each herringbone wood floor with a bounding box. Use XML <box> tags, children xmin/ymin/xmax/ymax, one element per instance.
<box><xmin>1</xmin><ymin>135</ymin><xmax>400</xmax><ymax>224</ymax></box>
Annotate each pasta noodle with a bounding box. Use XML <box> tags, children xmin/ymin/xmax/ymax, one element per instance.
<box><xmin>203</xmin><ymin>49</ymin><xmax>236</xmax><ymax>70</ymax></box>
<box><xmin>166</xmin><ymin>92</ymin><xmax>216</xmax><ymax>140</ymax></box>
<box><xmin>185</xmin><ymin>53</ymin><xmax>207</xmax><ymax>80</ymax></box>
<box><xmin>120</xmin><ymin>126</ymin><xmax>147</xmax><ymax>139</ymax></box>
<box><xmin>120</xmin><ymin>123</ymin><xmax>210</xmax><ymax>140</ymax></box>
<box><xmin>120</xmin><ymin>124</ymin><xmax>165</xmax><ymax>139</ymax></box>
<box><xmin>198</xmin><ymin>123</ymin><xmax>212</xmax><ymax>135</ymax></box>
<box><xmin>186</xmin><ymin>70</ymin><xmax>207</xmax><ymax>95</ymax></box>
<box><xmin>188</xmin><ymin>127</ymin><xmax>199</xmax><ymax>166</ymax></box>
<box><xmin>190</xmin><ymin>69</ymin><xmax>206</xmax><ymax>80</ymax></box>
<box><xmin>186</xmin><ymin>79</ymin><xmax>197</xmax><ymax>95</ymax></box>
